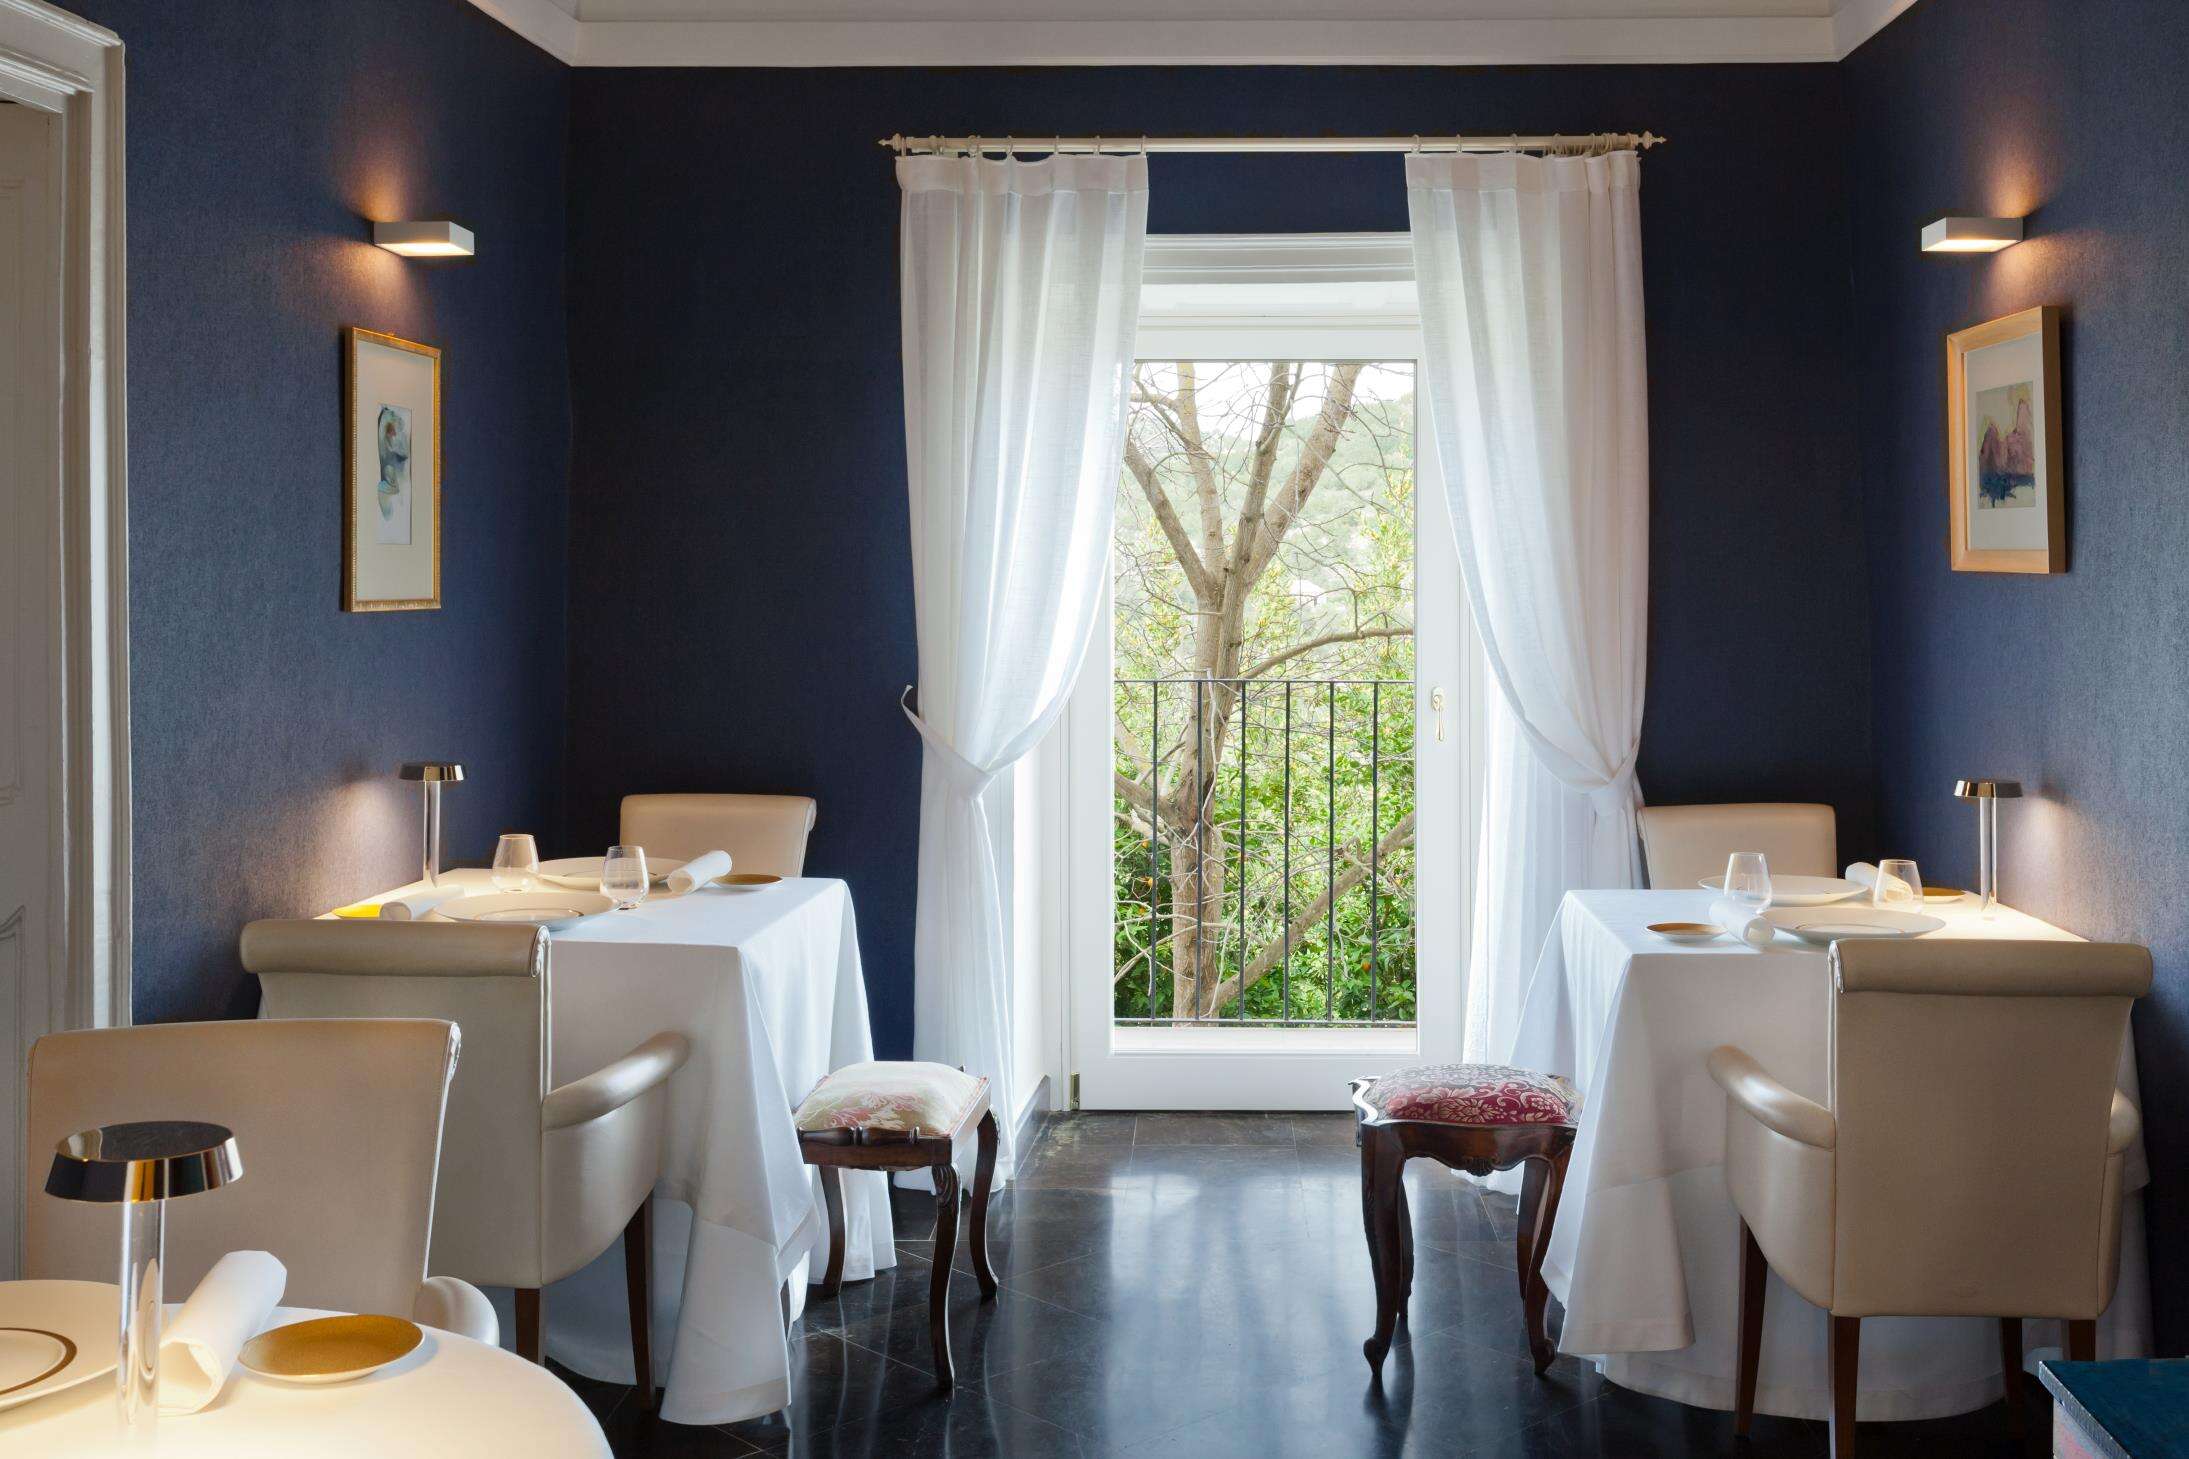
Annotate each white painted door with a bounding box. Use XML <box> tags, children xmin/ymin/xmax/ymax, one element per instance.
<box><xmin>1061</xmin><ymin>246</ymin><xmax>1486</xmax><ymax>1110</ymax></box>
<box><xmin>0</xmin><ymin>100</ymin><xmax>62</xmax><ymax>1277</ymax></box>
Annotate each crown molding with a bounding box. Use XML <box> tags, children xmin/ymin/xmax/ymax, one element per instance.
<box><xmin>464</xmin><ymin>3</ymin><xmax>1922</xmax><ymax>67</ymax></box>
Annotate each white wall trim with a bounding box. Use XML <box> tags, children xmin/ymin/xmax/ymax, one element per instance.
<box><xmin>0</xmin><ymin>0</ymin><xmax>131</xmax><ymax>1035</ymax></box>
<box><xmin>463</xmin><ymin>4</ymin><xmax>1925</xmax><ymax>67</ymax></box>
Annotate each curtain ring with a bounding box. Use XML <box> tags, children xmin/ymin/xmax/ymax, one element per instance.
<box><xmin>1139</xmin><ymin>135</ymin><xmax>1149</xmax><ymax>156</ymax></box>
<box><xmin>1006</xmin><ymin>135</ymin><xmax>1016</xmax><ymax>158</ymax></box>
<box><xmin>1410</xmin><ymin>134</ymin><xmax>1421</xmax><ymax>154</ymax></box>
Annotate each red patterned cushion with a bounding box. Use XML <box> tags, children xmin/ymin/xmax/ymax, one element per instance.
<box><xmin>1362</xmin><ymin>1063</ymin><xmax>1580</xmax><ymax>1126</ymax></box>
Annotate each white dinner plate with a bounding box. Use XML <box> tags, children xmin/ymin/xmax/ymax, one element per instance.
<box><xmin>1761</xmin><ymin>906</ymin><xmax>1945</xmax><ymax>945</ymax></box>
<box><xmin>1698</xmin><ymin>874</ymin><xmax>1866</xmax><ymax>907</ymax></box>
<box><xmin>0</xmin><ymin>1280</ymin><xmax>118</xmax><ymax>1411</ymax></box>
<box><xmin>536</xmin><ymin>855</ymin><xmax>684</xmax><ymax>892</ymax></box>
<box><xmin>434</xmin><ymin>891</ymin><xmax>615</xmax><ymax>931</ymax></box>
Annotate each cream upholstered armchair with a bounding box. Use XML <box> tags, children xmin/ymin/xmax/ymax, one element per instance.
<box><xmin>1637</xmin><ymin>801</ymin><xmax>1836</xmax><ymax>888</ymax></box>
<box><xmin>619</xmin><ymin>792</ymin><xmax>818</xmax><ymax>876</ymax></box>
<box><xmin>26</xmin><ymin>1018</ymin><xmax>498</xmax><ymax>1343</ymax></box>
<box><xmin>244</xmin><ymin>920</ymin><xmax>689</xmax><ymax>1401</ymax></box>
<box><xmin>1708</xmin><ymin>938</ymin><xmax>2149</xmax><ymax>1457</ymax></box>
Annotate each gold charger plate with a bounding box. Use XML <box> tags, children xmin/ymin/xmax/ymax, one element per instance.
<box><xmin>1647</xmin><ymin>921</ymin><xmax>1724</xmax><ymax>944</ymax></box>
<box><xmin>717</xmin><ymin>872</ymin><xmax>782</xmax><ymax>892</ymax></box>
<box><xmin>240</xmin><ymin>1314</ymin><xmax>422</xmax><ymax>1385</ymax></box>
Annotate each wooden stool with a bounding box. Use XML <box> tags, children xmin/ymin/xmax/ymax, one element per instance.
<box><xmin>794</xmin><ymin>1060</ymin><xmax>1000</xmax><ymax>1389</ymax></box>
<box><xmin>1352</xmin><ymin>1062</ymin><xmax>1580</xmax><ymax>1376</ymax></box>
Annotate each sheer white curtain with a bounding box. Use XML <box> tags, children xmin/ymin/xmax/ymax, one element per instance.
<box><xmin>898</xmin><ymin>153</ymin><xmax>1147</xmax><ymax>1182</ymax></box>
<box><xmin>1406</xmin><ymin>150</ymin><xmax>1649</xmax><ymax>1065</ymax></box>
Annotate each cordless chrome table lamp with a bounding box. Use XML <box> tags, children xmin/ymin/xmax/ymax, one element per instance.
<box><xmin>47</xmin><ymin>1121</ymin><xmax>242</xmax><ymax>1432</ymax></box>
<box><xmin>1954</xmin><ymin>778</ymin><xmax>2023</xmax><ymax>915</ymax></box>
<box><xmin>398</xmin><ymin>761</ymin><xmax>464</xmax><ymax>884</ymax></box>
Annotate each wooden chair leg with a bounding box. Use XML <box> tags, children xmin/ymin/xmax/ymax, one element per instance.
<box><xmin>515</xmin><ymin>1287</ymin><xmax>543</xmax><ymax>1365</ymax></box>
<box><xmin>1828</xmin><ymin>1314</ymin><xmax>1860</xmax><ymax>1459</ymax></box>
<box><xmin>1361</xmin><ymin>1129</ymin><xmax>1407</xmax><ymax>1375</ymax></box>
<box><xmin>928</xmin><ymin>1161</ymin><xmax>961</xmax><ymax>1390</ymax></box>
<box><xmin>1393</xmin><ymin>1170</ymin><xmax>1414</xmax><ymax>1323</ymax></box>
<box><xmin>624</xmin><ymin>1195</ymin><xmax>655</xmax><ymax>1410</ymax></box>
<box><xmin>2066</xmin><ymin>1318</ymin><xmax>2097</xmax><ymax>1362</ymax></box>
<box><xmin>1515</xmin><ymin>1154</ymin><xmax>1564</xmax><ymax>1375</ymax></box>
<box><xmin>1735</xmin><ymin>1219</ymin><xmax>1767</xmax><ymax>1436</ymax></box>
<box><xmin>1999</xmin><ymin>1317</ymin><xmax>2024</xmax><ymax>1417</ymax></box>
<box><xmin>969</xmin><ymin>1111</ymin><xmax>1000</xmax><ymax>1300</ymax></box>
<box><xmin>808</xmin><ymin>1164</ymin><xmax>846</xmax><ymax>1300</ymax></box>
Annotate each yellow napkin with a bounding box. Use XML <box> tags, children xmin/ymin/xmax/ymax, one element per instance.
<box><xmin>329</xmin><ymin>901</ymin><xmax>382</xmax><ymax>919</ymax></box>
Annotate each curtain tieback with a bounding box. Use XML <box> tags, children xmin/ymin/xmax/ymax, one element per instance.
<box><xmin>1585</xmin><ymin>750</ymin><xmax>1642</xmax><ymax>821</ymax></box>
<box><xmin>900</xmin><ymin>686</ymin><xmax>1003</xmax><ymax>798</ymax></box>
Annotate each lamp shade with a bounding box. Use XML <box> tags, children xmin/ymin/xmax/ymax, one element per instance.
<box><xmin>1953</xmin><ymin>778</ymin><xmax>2024</xmax><ymax>800</ymax></box>
<box><xmin>398</xmin><ymin>761</ymin><xmax>464</xmax><ymax>783</ymax></box>
<box><xmin>46</xmin><ymin>1121</ymin><xmax>242</xmax><ymax>1204</ymax></box>
<box><xmin>373</xmin><ymin>221</ymin><xmax>475</xmax><ymax>258</ymax></box>
<box><xmin>1920</xmin><ymin>217</ymin><xmax>2022</xmax><ymax>253</ymax></box>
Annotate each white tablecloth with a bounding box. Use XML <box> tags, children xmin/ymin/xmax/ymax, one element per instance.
<box><xmin>1508</xmin><ymin>889</ymin><xmax>2151</xmax><ymax>1422</ymax></box>
<box><xmin>348</xmin><ymin>871</ymin><xmax>894</xmax><ymax>1426</ymax></box>
<box><xmin>0</xmin><ymin>1305</ymin><xmax>607</xmax><ymax>1456</ymax></box>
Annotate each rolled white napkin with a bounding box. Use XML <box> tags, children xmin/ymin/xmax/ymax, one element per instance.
<box><xmin>1710</xmin><ymin>898</ymin><xmax>1777</xmax><ymax>949</ymax></box>
<box><xmin>160</xmin><ymin>1250</ymin><xmax>286</xmax><ymax>1413</ymax></box>
<box><xmin>667</xmin><ymin>849</ymin><xmax>733</xmax><ymax>895</ymax></box>
<box><xmin>1844</xmin><ymin>862</ymin><xmax>1912</xmax><ymax>899</ymax></box>
<box><xmin>378</xmin><ymin>886</ymin><xmax>463</xmax><ymax>920</ymax></box>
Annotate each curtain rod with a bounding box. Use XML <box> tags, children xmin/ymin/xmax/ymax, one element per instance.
<box><xmin>881</xmin><ymin>132</ymin><xmax>1664</xmax><ymax>157</ymax></box>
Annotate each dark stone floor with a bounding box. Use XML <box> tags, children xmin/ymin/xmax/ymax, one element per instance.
<box><xmin>575</xmin><ymin>1112</ymin><xmax>2054</xmax><ymax>1456</ymax></box>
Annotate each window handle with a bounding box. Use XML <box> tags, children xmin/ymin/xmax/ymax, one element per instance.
<box><xmin>1430</xmin><ymin>687</ymin><xmax>1447</xmax><ymax>742</ymax></box>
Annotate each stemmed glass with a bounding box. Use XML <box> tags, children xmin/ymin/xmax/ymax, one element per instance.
<box><xmin>492</xmin><ymin>833</ymin><xmax>540</xmax><ymax>892</ymax></box>
<box><xmin>601</xmin><ymin>844</ymin><xmax>650</xmax><ymax>911</ymax></box>
<box><xmin>1873</xmin><ymin>858</ymin><xmax>1924</xmax><ymax>911</ymax></box>
<box><xmin>1724</xmin><ymin>852</ymin><xmax>1774</xmax><ymax>920</ymax></box>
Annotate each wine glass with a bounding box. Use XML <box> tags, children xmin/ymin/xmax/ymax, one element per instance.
<box><xmin>1724</xmin><ymin>852</ymin><xmax>1773</xmax><ymax>918</ymax></box>
<box><xmin>601</xmin><ymin>844</ymin><xmax>649</xmax><ymax>911</ymax></box>
<box><xmin>1873</xmin><ymin>858</ymin><xmax>1924</xmax><ymax>911</ymax></box>
<box><xmin>491</xmin><ymin>833</ymin><xmax>540</xmax><ymax>892</ymax></box>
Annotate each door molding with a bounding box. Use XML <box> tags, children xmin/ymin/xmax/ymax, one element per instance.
<box><xmin>0</xmin><ymin>0</ymin><xmax>131</xmax><ymax>1033</ymax></box>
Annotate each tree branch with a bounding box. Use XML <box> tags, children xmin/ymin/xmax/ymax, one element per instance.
<box><xmin>1239</xmin><ymin>626</ymin><xmax>1414</xmax><ymax>682</ymax></box>
<box><xmin>1123</xmin><ymin>437</ymin><xmax>1216</xmax><ymax>601</ymax></box>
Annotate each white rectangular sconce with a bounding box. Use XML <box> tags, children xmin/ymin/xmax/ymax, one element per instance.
<box><xmin>1920</xmin><ymin>216</ymin><xmax>2022</xmax><ymax>253</ymax></box>
<box><xmin>373</xmin><ymin>221</ymin><xmax>475</xmax><ymax>258</ymax></box>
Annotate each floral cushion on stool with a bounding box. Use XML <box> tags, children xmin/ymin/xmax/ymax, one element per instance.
<box><xmin>795</xmin><ymin>1060</ymin><xmax>987</xmax><ymax>1136</ymax></box>
<box><xmin>1361</xmin><ymin>1063</ymin><xmax>1580</xmax><ymax>1126</ymax></box>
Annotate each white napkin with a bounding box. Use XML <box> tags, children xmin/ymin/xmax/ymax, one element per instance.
<box><xmin>1844</xmin><ymin>862</ymin><xmax>1911</xmax><ymax>899</ymax></box>
<box><xmin>159</xmin><ymin>1250</ymin><xmax>286</xmax><ymax>1413</ymax></box>
<box><xmin>667</xmin><ymin>849</ymin><xmax>733</xmax><ymax>894</ymax></box>
<box><xmin>378</xmin><ymin>886</ymin><xmax>462</xmax><ymax>920</ymax></box>
<box><xmin>1710</xmin><ymin>898</ymin><xmax>1777</xmax><ymax>949</ymax></box>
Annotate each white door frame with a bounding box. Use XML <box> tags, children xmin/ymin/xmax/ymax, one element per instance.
<box><xmin>1059</xmin><ymin>237</ymin><xmax>1485</xmax><ymax>1110</ymax></box>
<box><xmin>0</xmin><ymin>0</ymin><xmax>133</xmax><ymax>1042</ymax></box>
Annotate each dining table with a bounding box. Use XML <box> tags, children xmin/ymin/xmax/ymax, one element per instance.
<box><xmin>1506</xmin><ymin>887</ymin><xmax>2151</xmax><ymax>1423</ymax></box>
<box><xmin>326</xmin><ymin>867</ymin><xmax>895</xmax><ymax>1425</ymax></box>
<box><xmin>0</xmin><ymin>1304</ymin><xmax>608</xmax><ymax>1455</ymax></box>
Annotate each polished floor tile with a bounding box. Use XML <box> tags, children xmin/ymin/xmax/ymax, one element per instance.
<box><xmin>592</xmin><ymin>1111</ymin><xmax>2057</xmax><ymax>1458</ymax></box>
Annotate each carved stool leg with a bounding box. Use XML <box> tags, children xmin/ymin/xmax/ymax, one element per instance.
<box><xmin>928</xmin><ymin>1161</ymin><xmax>962</xmax><ymax>1389</ymax></box>
<box><xmin>1394</xmin><ymin>1169</ymin><xmax>1414</xmax><ymax>1323</ymax></box>
<box><xmin>808</xmin><ymin>1163</ymin><xmax>846</xmax><ymax>1301</ymax></box>
<box><xmin>1362</xmin><ymin>1128</ymin><xmax>1407</xmax><ymax>1374</ymax></box>
<box><xmin>1515</xmin><ymin>1145</ymin><xmax>1570</xmax><ymax>1376</ymax></box>
<box><xmin>969</xmin><ymin>1111</ymin><xmax>1000</xmax><ymax>1299</ymax></box>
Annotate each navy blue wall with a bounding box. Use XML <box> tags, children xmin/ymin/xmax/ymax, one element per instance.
<box><xmin>1847</xmin><ymin>0</ymin><xmax>2189</xmax><ymax>1350</ymax></box>
<box><xmin>75</xmin><ymin>0</ymin><xmax>571</xmax><ymax>1022</ymax></box>
<box><xmin>566</xmin><ymin>66</ymin><xmax>1871</xmax><ymax>1059</ymax></box>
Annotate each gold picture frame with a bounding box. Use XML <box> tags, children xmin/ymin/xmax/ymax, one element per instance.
<box><xmin>1945</xmin><ymin>305</ymin><xmax>2064</xmax><ymax>574</ymax></box>
<box><xmin>342</xmin><ymin>326</ymin><xmax>443</xmax><ymax>610</ymax></box>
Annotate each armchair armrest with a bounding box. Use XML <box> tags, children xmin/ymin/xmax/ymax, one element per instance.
<box><xmin>544</xmin><ymin>1031</ymin><xmax>691</xmax><ymax>1132</ymax></box>
<box><xmin>414</xmin><ymin>1275</ymin><xmax>498</xmax><ymax>1344</ymax></box>
<box><xmin>1707</xmin><ymin>1045</ymin><xmax>1836</xmax><ymax>1150</ymax></box>
<box><xmin>2110</xmin><ymin>1089</ymin><xmax>2141</xmax><ymax>1157</ymax></box>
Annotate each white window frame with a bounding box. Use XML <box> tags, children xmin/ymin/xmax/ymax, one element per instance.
<box><xmin>1028</xmin><ymin>234</ymin><xmax>1487</xmax><ymax>1112</ymax></box>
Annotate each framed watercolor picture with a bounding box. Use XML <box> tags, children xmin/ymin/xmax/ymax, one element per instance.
<box><xmin>1945</xmin><ymin>305</ymin><xmax>2064</xmax><ymax>574</ymax></box>
<box><xmin>343</xmin><ymin>327</ymin><xmax>442</xmax><ymax>610</ymax></box>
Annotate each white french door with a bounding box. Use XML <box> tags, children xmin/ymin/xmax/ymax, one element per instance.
<box><xmin>1058</xmin><ymin>239</ymin><xmax>1485</xmax><ymax>1110</ymax></box>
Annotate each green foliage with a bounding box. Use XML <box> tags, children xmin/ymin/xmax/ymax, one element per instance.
<box><xmin>1112</xmin><ymin>363</ymin><xmax>1420</xmax><ymax>1026</ymax></box>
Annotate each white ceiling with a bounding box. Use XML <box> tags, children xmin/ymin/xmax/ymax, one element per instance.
<box><xmin>468</xmin><ymin>0</ymin><xmax>1916</xmax><ymax>66</ymax></box>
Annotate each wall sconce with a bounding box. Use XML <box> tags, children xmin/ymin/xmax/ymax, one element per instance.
<box><xmin>1921</xmin><ymin>217</ymin><xmax>2023</xmax><ymax>254</ymax></box>
<box><xmin>373</xmin><ymin>221</ymin><xmax>475</xmax><ymax>258</ymax></box>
